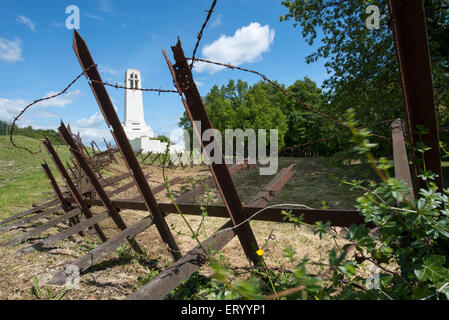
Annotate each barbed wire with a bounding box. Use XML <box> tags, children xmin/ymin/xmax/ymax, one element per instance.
<box><xmin>9</xmin><ymin>64</ymin><xmax>97</xmax><ymax>154</ymax></box>
<box><xmin>10</xmin><ymin>17</ymin><xmax>395</xmax><ymax>155</ymax></box>
<box><xmin>8</xmin><ymin>65</ymin><xmax>180</xmax><ymax>154</ymax></box>
<box><xmin>187</xmin><ymin>57</ymin><xmax>393</xmax><ymax>141</ymax></box>
<box><xmin>89</xmin><ymin>79</ymin><xmax>178</xmax><ymax>94</ymax></box>
<box><xmin>190</xmin><ymin>0</ymin><xmax>218</xmax><ymax>70</ymax></box>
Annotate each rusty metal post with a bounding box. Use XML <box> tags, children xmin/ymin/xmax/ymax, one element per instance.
<box><xmin>391</xmin><ymin>119</ymin><xmax>414</xmax><ymax>200</ymax></box>
<box><xmin>43</xmin><ymin>138</ymin><xmax>107</xmax><ymax>242</ymax></box>
<box><xmin>388</xmin><ymin>0</ymin><xmax>443</xmax><ymax>196</ymax></box>
<box><xmin>163</xmin><ymin>40</ymin><xmax>263</xmax><ymax>267</ymax></box>
<box><xmin>72</xmin><ymin>30</ymin><xmax>181</xmax><ymax>261</ymax></box>
<box><xmin>41</xmin><ymin>162</ymin><xmax>82</xmax><ymax>229</ymax></box>
<box><xmin>59</xmin><ymin>122</ymin><xmax>143</xmax><ymax>254</ymax></box>
<box><xmin>127</xmin><ymin>161</ymin><xmax>295</xmax><ymax>300</ymax></box>
<box><xmin>41</xmin><ymin>163</ymin><xmax>71</xmax><ymax>209</ymax></box>
<box><xmin>247</xmin><ymin>164</ymin><xmax>296</xmax><ymax>207</ymax></box>
<box><xmin>90</xmin><ymin>141</ymin><xmax>97</xmax><ymax>156</ymax></box>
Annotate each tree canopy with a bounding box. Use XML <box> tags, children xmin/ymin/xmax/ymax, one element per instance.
<box><xmin>280</xmin><ymin>0</ymin><xmax>448</xmax><ymax>135</ymax></box>
<box><xmin>0</xmin><ymin>121</ymin><xmax>64</xmax><ymax>145</ymax></box>
<box><xmin>179</xmin><ymin>78</ymin><xmax>351</xmax><ymax>157</ymax></box>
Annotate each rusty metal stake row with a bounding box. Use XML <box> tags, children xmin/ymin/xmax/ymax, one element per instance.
<box><xmin>72</xmin><ymin>30</ymin><xmax>181</xmax><ymax>261</ymax></box>
<box><xmin>41</xmin><ymin>162</ymin><xmax>83</xmax><ymax>234</ymax></box>
<box><xmin>43</xmin><ymin>138</ymin><xmax>107</xmax><ymax>242</ymax></box>
<box><xmin>163</xmin><ymin>40</ymin><xmax>263</xmax><ymax>267</ymax></box>
<box><xmin>58</xmin><ymin>121</ymin><xmax>143</xmax><ymax>254</ymax></box>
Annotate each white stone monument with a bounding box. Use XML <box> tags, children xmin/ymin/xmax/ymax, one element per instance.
<box><xmin>122</xmin><ymin>69</ymin><xmax>184</xmax><ymax>154</ymax></box>
<box><xmin>123</xmin><ymin>69</ymin><xmax>154</xmax><ymax>140</ymax></box>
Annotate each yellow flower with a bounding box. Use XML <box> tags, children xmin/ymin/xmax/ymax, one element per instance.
<box><xmin>256</xmin><ymin>249</ymin><xmax>264</xmax><ymax>256</ymax></box>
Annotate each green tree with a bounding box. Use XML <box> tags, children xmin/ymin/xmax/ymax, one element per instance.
<box><xmin>179</xmin><ymin>79</ymin><xmax>288</xmax><ymax>151</ymax></box>
<box><xmin>155</xmin><ymin>135</ymin><xmax>171</xmax><ymax>145</ymax></box>
<box><xmin>280</xmin><ymin>0</ymin><xmax>449</xmax><ymax>153</ymax></box>
<box><xmin>7</xmin><ymin>124</ymin><xmax>64</xmax><ymax>145</ymax></box>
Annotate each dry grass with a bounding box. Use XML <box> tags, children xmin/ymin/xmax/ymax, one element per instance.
<box><xmin>0</xmin><ymin>157</ymin><xmax>377</xmax><ymax>300</ymax></box>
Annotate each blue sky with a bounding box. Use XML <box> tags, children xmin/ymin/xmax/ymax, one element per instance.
<box><xmin>0</xmin><ymin>0</ymin><xmax>328</xmax><ymax>146</ymax></box>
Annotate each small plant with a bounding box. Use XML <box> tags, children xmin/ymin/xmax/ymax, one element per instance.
<box><xmin>208</xmin><ymin>110</ymin><xmax>449</xmax><ymax>300</ymax></box>
<box><xmin>135</xmin><ymin>270</ymin><xmax>160</xmax><ymax>289</ymax></box>
<box><xmin>32</xmin><ymin>277</ymin><xmax>72</xmax><ymax>300</ymax></box>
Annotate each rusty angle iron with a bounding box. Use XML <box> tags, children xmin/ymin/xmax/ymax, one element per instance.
<box><xmin>72</xmin><ymin>30</ymin><xmax>182</xmax><ymax>261</ymax></box>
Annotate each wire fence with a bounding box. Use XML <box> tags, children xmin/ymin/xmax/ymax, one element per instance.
<box><xmin>7</xmin><ymin>0</ymin><xmax>403</xmax><ymax>157</ymax></box>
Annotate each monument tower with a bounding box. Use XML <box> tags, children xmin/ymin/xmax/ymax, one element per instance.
<box><xmin>123</xmin><ymin>69</ymin><xmax>154</xmax><ymax>140</ymax></box>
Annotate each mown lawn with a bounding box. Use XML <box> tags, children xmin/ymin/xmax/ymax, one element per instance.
<box><xmin>0</xmin><ymin>136</ymin><xmax>71</xmax><ymax>221</ymax></box>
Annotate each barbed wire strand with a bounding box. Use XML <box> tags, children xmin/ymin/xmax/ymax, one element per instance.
<box><xmin>10</xmin><ymin>57</ymin><xmax>395</xmax><ymax>154</ymax></box>
<box><xmin>278</xmin><ymin>118</ymin><xmax>397</xmax><ymax>153</ymax></box>
<box><xmin>187</xmin><ymin>57</ymin><xmax>392</xmax><ymax>141</ymax></box>
<box><xmin>190</xmin><ymin>0</ymin><xmax>218</xmax><ymax>70</ymax></box>
<box><xmin>9</xmin><ymin>64</ymin><xmax>97</xmax><ymax>154</ymax></box>
<box><xmin>89</xmin><ymin>79</ymin><xmax>178</xmax><ymax>94</ymax></box>
<box><xmin>9</xmin><ymin>65</ymin><xmax>179</xmax><ymax>154</ymax></box>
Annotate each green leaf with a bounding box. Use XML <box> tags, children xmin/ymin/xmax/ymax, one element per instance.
<box><xmin>415</xmin><ymin>255</ymin><xmax>449</xmax><ymax>282</ymax></box>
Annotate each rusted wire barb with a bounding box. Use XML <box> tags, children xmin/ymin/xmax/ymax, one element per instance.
<box><xmin>9</xmin><ymin>64</ymin><xmax>97</xmax><ymax>154</ymax></box>
<box><xmin>190</xmin><ymin>0</ymin><xmax>218</xmax><ymax>70</ymax></box>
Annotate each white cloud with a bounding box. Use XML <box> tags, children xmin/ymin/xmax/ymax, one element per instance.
<box><xmin>210</xmin><ymin>15</ymin><xmax>222</xmax><ymax>28</ymax></box>
<box><xmin>74</xmin><ymin>112</ymin><xmax>104</xmax><ymax>128</ymax></box>
<box><xmin>0</xmin><ymin>98</ymin><xmax>29</xmax><ymax>122</ymax></box>
<box><xmin>98</xmin><ymin>0</ymin><xmax>115</xmax><ymax>14</ymax></box>
<box><xmin>39</xmin><ymin>90</ymin><xmax>83</xmax><ymax>108</ymax></box>
<box><xmin>85</xmin><ymin>13</ymin><xmax>104</xmax><ymax>21</ymax></box>
<box><xmin>16</xmin><ymin>15</ymin><xmax>36</xmax><ymax>32</ymax></box>
<box><xmin>99</xmin><ymin>65</ymin><xmax>119</xmax><ymax>75</ymax></box>
<box><xmin>0</xmin><ymin>37</ymin><xmax>24</xmax><ymax>62</ymax></box>
<box><xmin>194</xmin><ymin>22</ymin><xmax>275</xmax><ymax>74</ymax></box>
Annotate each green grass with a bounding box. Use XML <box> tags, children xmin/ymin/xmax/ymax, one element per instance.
<box><xmin>0</xmin><ymin>136</ymin><xmax>71</xmax><ymax>221</ymax></box>
<box><xmin>231</xmin><ymin>157</ymin><xmax>380</xmax><ymax>210</ymax></box>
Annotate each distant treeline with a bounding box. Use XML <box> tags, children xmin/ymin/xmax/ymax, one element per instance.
<box><xmin>0</xmin><ymin>120</ymin><xmax>64</xmax><ymax>145</ymax></box>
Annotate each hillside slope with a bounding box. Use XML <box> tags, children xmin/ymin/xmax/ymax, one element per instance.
<box><xmin>0</xmin><ymin>136</ymin><xmax>70</xmax><ymax>220</ymax></box>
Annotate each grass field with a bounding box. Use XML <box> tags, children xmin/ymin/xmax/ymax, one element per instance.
<box><xmin>0</xmin><ymin>135</ymin><xmax>380</xmax><ymax>221</ymax></box>
<box><xmin>0</xmin><ymin>136</ymin><xmax>71</xmax><ymax>221</ymax></box>
<box><xmin>0</xmin><ymin>136</ymin><xmax>386</xmax><ymax>299</ymax></box>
